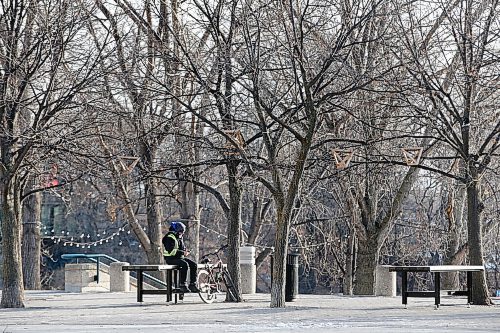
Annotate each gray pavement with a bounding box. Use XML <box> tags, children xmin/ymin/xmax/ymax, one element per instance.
<box><xmin>0</xmin><ymin>290</ymin><xmax>499</xmax><ymax>332</ymax></box>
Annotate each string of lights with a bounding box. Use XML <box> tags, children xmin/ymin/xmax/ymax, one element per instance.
<box><xmin>200</xmin><ymin>223</ymin><xmax>227</xmax><ymax>239</ymax></box>
<box><xmin>40</xmin><ymin>223</ymin><xmax>145</xmax><ymax>248</ymax></box>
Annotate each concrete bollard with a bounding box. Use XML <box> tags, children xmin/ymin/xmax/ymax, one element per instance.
<box><xmin>375</xmin><ymin>265</ymin><xmax>396</xmax><ymax>297</ymax></box>
<box><xmin>110</xmin><ymin>262</ymin><xmax>130</xmax><ymax>292</ymax></box>
<box><xmin>239</xmin><ymin>246</ymin><xmax>256</xmax><ymax>294</ymax></box>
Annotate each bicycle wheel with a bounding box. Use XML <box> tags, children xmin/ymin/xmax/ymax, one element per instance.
<box><xmin>197</xmin><ymin>269</ymin><xmax>216</xmax><ymax>304</ymax></box>
<box><xmin>222</xmin><ymin>271</ymin><xmax>239</xmax><ymax>302</ymax></box>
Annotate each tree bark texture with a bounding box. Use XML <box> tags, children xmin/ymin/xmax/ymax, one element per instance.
<box><xmin>343</xmin><ymin>233</ymin><xmax>356</xmax><ymax>295</ymax></box>
<box><xmin>466</xmin><ymin>177</ymin><xmax>492</xmax><ymax>305</ymax></box>
<box><xmin>22</xmin><ymin>190</ymin><xmax>42</xmax><ymax>290</ymax></box>
<box><xmin>144</xmin><ymin>149</ymin><xmax>163</xmax><ymax>265</ymax></box>
<box><xmin>353</xmin><ymin>236</ymin><xmax>378</xmax><ymax>295</ymax></box>
<box><xmin>1</xmin><ymin>183</ymin><xmax>25</xmax><ymax>307</ymax></box>
<box><xmin>270</xmin><ymin>208</ymin><xmax>289</xmax><ymax>308</ymax></box>
<box><xmin>442</xmin><ymin>186</ymin><xmax>466</xmax><ymax>290</ymax></box>
<box><xmin>225</xmin><ymin>160</ymin><xmax>243</xmax><ymax>301</ymax></box>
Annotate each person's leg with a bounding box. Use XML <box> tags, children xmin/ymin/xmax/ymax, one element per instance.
<box><xmin>185</xmin><ymin>258</ymin><xmax>198</xmax><ymax>285</ymax></box>
<box><xmin>185</xmin><ymin>258</ymin><xmax>200</xmax><ymax>292</ymax></box>
<box><xmin>165</xmin><ymin>257</ymin><xmax>189</xmax><ymax>288</ymax></box>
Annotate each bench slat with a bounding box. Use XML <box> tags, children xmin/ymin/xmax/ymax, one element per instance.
<box><xmin>389</xmin><ymin>265</ymin><xmax>484</xmax><ymax>272</ymax></box>
<box><xmin>122</xmin><ymin>265</ymin><xmax>178</xmax><ymax>271</ymax></box>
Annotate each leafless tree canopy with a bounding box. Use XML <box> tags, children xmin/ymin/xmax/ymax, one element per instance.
<box><xmin>0</xmin><ymin>0</ymin><xmax>498</xmax><ymax>308</ymax></box>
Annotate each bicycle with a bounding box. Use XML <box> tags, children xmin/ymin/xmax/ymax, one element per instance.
<box><xmin>197</xmin><ymin>244</ymin><xmax>239</xmax><ymax>303</ymax></box>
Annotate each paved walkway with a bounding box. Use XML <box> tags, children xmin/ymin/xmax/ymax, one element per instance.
<box><xmin>0</xmin><ymin>290</ymin><xmax>499</xmax><ymax>332</ymax></box>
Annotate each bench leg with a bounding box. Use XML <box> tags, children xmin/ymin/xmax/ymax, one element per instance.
<box><xmin>467</xmin><ymin>271</ymin><xmax>473</xmax><ymax>304</ymax></box>
<box><xmin>166</xmin><ymin>270</ymin><xmax>173</xmax><ymax>302</ymax></box>
<box><xmin>137</xmin><ymin>270</ymin><xmax>144</xmax><ymax>303</ymax></box>
<box><xmin>174</xmin><ymin>270</ymin><xmax>179</xmax><ymax>304</ymax></box>
<box><xmin>402</xmin><ymin>271</ymin><xmax>408</xmax><ymax>306</ymax></box>
<box><xmin>434</xmin><ymin>272</ymin><xmax>440</xmax><ymax>307</ymax></box>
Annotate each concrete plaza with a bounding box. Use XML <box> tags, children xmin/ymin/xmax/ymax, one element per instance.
<box><xmin>0</xmin><ymin>290</ymin><xmax>499</xmax><ymax>332</ymax></box>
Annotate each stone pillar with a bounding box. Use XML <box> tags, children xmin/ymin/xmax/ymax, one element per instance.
<box><xmin>375</xmin><ymin>265</ymin><xmax>396</xmax><ymax>297</ymax></box>
<box><xmin>239</xmin><ymin>246</ymin><xmax>256</xmax><ymax>294</ymax></box>
<box><xmin>65</xmin><ymin>263</ymin><xmax>109</xmax><ymax>292</ymax></box>
<box><xmin>110</xmin><ymin>262</ymin><xmax>130</xmax><ymax>292</ymax></box>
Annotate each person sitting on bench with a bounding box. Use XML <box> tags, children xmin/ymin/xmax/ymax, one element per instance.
<box><xmin>162</xmin><ymin>221</ymin><xmax>200</xmax><ymax>293</ymax></box>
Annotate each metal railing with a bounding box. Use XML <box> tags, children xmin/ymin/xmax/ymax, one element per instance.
<box><xmin>61</xmin><ymin>253</ymin><xmax>167</xmax><ymax>288</ymax></box>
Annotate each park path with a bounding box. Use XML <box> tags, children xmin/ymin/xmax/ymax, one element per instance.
<box><xmin>0</xmin><ymin>290</ymin><xmax>499</xmax><ymax>332</ymax></box>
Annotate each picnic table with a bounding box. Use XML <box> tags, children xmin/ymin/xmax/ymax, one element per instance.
<box><xmin>389</xmin><ymin>265</ymin><xmax>485</xmax><ymax>308</ymax></box>
<box><xmin>122</xmin><ymin>264</ymin><xmax>209</xmax><ymax>303</ymax></box>
<box><xmin>122</xmin><ymin>264</ymin><xmax>179</xmax><ymax>303</ymax></box>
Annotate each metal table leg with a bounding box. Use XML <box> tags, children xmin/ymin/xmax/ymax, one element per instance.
<box><xmin>434</xmin><ymin>272</ymin><xmax>441</xmax><ymax>307</ymax></box>
<box><xmin>402</xmin><ymin>271</ymin><xmax>408</xmax><ymax>307</ymax></box>
<box><xmin>137</xmin><ymin>269</ymin><xmax>143</xmax><ymax>302</ymax></box>
<box><xmin>467</xmin><ymin>271</ymin><xmax>473</xmax><ymax>304</ymax></box>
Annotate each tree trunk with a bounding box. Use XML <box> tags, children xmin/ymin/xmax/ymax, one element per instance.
<box><xmin>145</xmin><ymin>176</ymin><xmax>163</xmax><ymax>265</ymax></box>
<box><xmin>1</xmin><ymin>182</ymin><xmax>25</xmax><ymax>307</ymax></box>
<box><xmin>343</xmin><ymin>233</ymin><xmax>356</xmax><ymax>295</ymax></box>
<box><xmin>179</xmin><ymin>173</ymin><xmax>200</xmax><ymax>262</ymax></box>
<box><xmin>353</xmin><ymin>236</ymin><xmax>378</xmax><ymax>295</ymax></box>
<box><xmin>442</xmin><ymin>186</ymin><xmax>466</xmax><ymax>290</ymax></box>
<box><xmin>22</xmin><ymin>190</ymin><xmax>42</xmax><ymax>290</ymax></box>
<box><xmin>466</xmin><ymin>176</ymin><xmax>492</xmax><ymax>305</ymax></box>
<box><xmin>270</xmin><ymin>207</ymin><xmax>289</xmax><ymax>307</ymax></box>
<box><xmin>225</xmin><ymin>160</ymin><xmax>243</xmax><ymax>301</ymax></box>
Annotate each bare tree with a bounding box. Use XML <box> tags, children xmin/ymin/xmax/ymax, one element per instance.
<box><xmin>395</xmin><ymin>0</ymin><xmax>499</xmax><ymax>304</ymax></box>
<box><xmin>0</xmin><ymin>0</ymin><xmax>104</xmax><ymax>307</ymax></box>
<box><xmin>239</xmin><ymin>0</ymin><xmax>386</xmax><ymax>307</ymax></box>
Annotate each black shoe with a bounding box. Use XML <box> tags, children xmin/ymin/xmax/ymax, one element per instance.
<box><xmin>178</xmin><ymin>285</ymin><xmax>190</xmax><ymax>293</ymax></box>
<box><xmin>188</xmin><ymin>284</ymin><xmax>200</xmax><ymax>293</ymax></box>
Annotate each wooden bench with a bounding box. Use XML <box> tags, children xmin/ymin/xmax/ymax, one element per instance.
<box><xmin>389</xmin><ymin>265</ymin><xmax>485</xmax><ymax>308</ymax></box>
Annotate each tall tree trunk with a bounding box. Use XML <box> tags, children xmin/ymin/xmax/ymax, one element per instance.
<box><xmin>353</xmin><ymin>236</ymin><xmax>378</xmax><ymax>295</ymax></box>
<box><xmin>179</xmin><ymin>173</ymin><xmax>200</xmax><ymax>262</ymax></box>
<box><xmin>270</xmin><ymin>206</ymin><xmax>289</xmax><ymax>307</ymax></box>
<box><xmin>225</xmin><ymin>160</ymin><xmax>243</xmax><ymax>301</ymax></box>
<box><xmin>1</xmin><ymin>182</ymin><xmax>25</xmax><ymax>307</ymax></box>
<box><xmin>22</xmin><ymin>189</ymin><xmax>42</xmax><ymax>290</ymax></box>
<box><xmin>466</xmin><ymin>174</ymin><xmax>492</xmax><ymax>305</ymax></box>
<box><xmin>442</xmin><ymin>186</ymin><xmax>466</xmax><ymax>290</ymax></box>
<box><xmin>343</xmin><ymin>233</ymin><xmax>356</xmax><ymax>295</ymax></box>
<box><xmin>144</xmin><ymin>162</ymin><xmax>163</xmax><ymax>265</ymax></box>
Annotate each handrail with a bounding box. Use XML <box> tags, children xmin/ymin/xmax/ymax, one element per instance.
<box><xmin>61</xmin><ymin>253</ymin><xmax>167</xmax><ymax>288</ymax></box>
